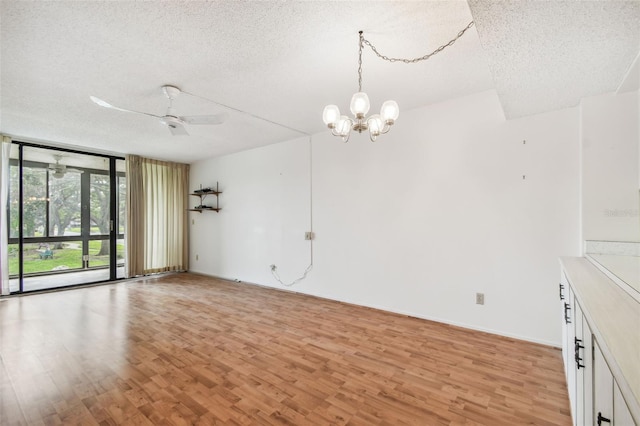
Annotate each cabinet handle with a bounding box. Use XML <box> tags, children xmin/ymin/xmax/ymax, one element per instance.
<box><xmin>559</xmin><ymin>283</ymin><xmax>565</xmax><ymax>300</ymax></box>
<box><xmin>564</xmin><ymin>303</ymin><xmax>571</xmax><ymax>324</ymax></box>
<box><xmin>597</xmin><ymin>412</ymin><xmax>611</xmax><ymax>425</ymax></box>
<box><xmin>574</xmin><ymin>337</ymin><xmax>585</xmax><ymax>369</ymax></box>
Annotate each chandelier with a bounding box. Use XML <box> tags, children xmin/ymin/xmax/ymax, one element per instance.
<box><xmin>322</xmin><ymin>31</ymin><xmax>397</xmax><ymax>143</ymax></box>
<box><xmin>322</xmin><ymin>23</ymin><xmax>475</xmax><ymax>143</ymax></box>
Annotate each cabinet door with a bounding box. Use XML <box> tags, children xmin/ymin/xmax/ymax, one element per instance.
<box><xmin>567</xmin><ymin>288</ymin><xmax>577</xmax><ymax>423</ymax></box>
<box><xmin>614</xmin><ymin>381</ymin><xmax>635</xmax><ymax>426</ymax></box>
<box><xmin>583</xmin><ymin>319</ymin><xmax>593</xmax><ymax>426</ymax></box>
<box><xmin>560</xmin><ymin>273</ymin><xmax>570</xmax><ymax>379</ymax></box>
<box><xmin>594</xmin><ymin>340</ymin><xmax>614</xmax><ymax>425</ymax></box>
<box><xmin>574</xmin><ymin>301</ymin><xmax>585</xmax><ymax>426</ymax></box>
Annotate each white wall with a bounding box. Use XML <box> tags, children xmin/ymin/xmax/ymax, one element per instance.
<box><xmin>190</xmin><ymin>138</ymin><xmax>312</xmax><ymax>285</ymax></box>
<box><xmin>581</xmin><ymin>91</ymin><xmax>640</xmax><ymax>242</ymax></box>
<box><xmin>190</xmin><ymin>90</ymin><xmax>581</xmax><ymax>346</ymax></box>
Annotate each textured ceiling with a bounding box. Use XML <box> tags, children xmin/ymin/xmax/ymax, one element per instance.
<box><xmin>468</xmin><ymin>0</ymin><xmax>640</xmax><ymax>119</ymax></box>
<box><xmin>0</xmin><ymin>1</ymin><xmax>638</xmax><ymax>163</ymax></box>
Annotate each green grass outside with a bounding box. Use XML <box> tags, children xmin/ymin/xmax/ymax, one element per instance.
<box><xmin>68</xmin><ymin>226</ymin><xmax>125</xmax><ymax>234</ymax></box>
<box><xmin>68</xmin><ymin>227</ymin><xmax>101</xmax><ymax>234</ymax></box>
<box><xmin>8</xmin><ymin>241</ymin><xmax>125</xmax><ymax>275</ymax></box>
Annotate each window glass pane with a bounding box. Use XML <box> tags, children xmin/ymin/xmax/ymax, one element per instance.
<box><xmin>21</xmin><ymin>240</ymin><xmax>83</xmax><ymax>274</ymax></box>
<box><xmin>8</xmin><ymin>142</ymin><xmax>19</xmax><ymax>239</ymax></box>
<box><xmin>117</xmin><ymin>238</ymin><xmax>125</xmax><ymax>266</ymax></box>
<box><xmin>90</xmin><ymin>173</ymin><xmax>110</xmax><ymax>237</ymax></box>
<box><xmin>118</xmin><ymin>174</ymin><xmax>126</xmax><ymax>234</ymax></box>
<box><xmin>116</xmin><ymin>159</ymin><xmax>126</xmax><ymax>280</ymax></box>
<box><xmin>22</xmin><ymin>166</ymin><xmax>47</xmax><ymax>238</ymax></box>
<box><xmin>8</xmin><ymin>243</ymin><xmax>19</xmax><ymax>276</ymax></box>
<box><xmin>8</xmin><ymin>163</ymin><xmax>19</xmax><ymax>238</ymax></box>
<box><xmin>88</xmin><ymin>238</ymin><xmax>110</xmax><ymax>267</ymax></box>
<box><xmin>49</xmin><ymin>171</ymin><xmax>81</xmax><ymax>237</ymax></box>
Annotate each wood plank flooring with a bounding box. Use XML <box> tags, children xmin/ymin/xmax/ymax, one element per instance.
<box><xmin>0</xmin><ymin>273</ymin><xmax>571</xmax><ymax>425</ymax></box>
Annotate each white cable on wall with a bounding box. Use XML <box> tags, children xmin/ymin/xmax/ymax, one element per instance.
<box><xmin>270</xmin><ymin>135</ymin><xmax>313</xmax><ymax>287</ymax></box>
<box><xmin>183</xmin><ymin>91</ymin><xmax>314</xmax><ymax>287</ymax></box>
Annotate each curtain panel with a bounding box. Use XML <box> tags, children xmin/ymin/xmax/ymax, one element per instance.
<box><xmin>0</xmin><ymin>136</ymin><xmax>11</xmax><ymax>295</ymax></box>
<box><xmin>125</xmin><ymin>155</ymin><xmax>189</xmax><ymax>277</ymax></box>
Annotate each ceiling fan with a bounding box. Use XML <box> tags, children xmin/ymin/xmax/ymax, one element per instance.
<box><xmin>49</xmin><ymin>154</ymin><xmax>83</xmax><ymax>179</ymax></box>
<box><xmin>90</xmin><ymin>85</ymin><xmax>228</xmax><ymax>136</ymax></box>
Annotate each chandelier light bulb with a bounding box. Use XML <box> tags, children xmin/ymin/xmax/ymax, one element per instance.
<box><xmin>368</xmin><ymin>114</ymin><xmax>383</xmax><ymax>135</ymax></box>
<box><xmin>350</xmin><ymin>92</ymin><xmax>370</xmax><ymax>117</ymax></box>
<box><xmin>381</xmin><ymin>100</ymin><xmax>400</xmax><ymax>122</ymax></box>
<box><xmin>322</xmin><ymin>105</ymin><xmax>340</xmax><ymax>126</ymax></box>
<box><xmin>336</xmin><ymin>115</ymin><xmax>352</xmax><ymax>136</ymax></box>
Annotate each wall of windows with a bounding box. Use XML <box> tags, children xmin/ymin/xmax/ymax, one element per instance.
<box><xmin>7</xmin><ymin>142</ymin><xmax>125</xmax><ymax>293</ymax></box>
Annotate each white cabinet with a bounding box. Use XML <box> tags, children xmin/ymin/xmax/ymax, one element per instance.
<box><xmin>615</xmin><ymin>382</ymin><xmax>635</xmax><ymax>426</ymax></box>
<box><xmin>562</xmin><ymin>283</ymin><xmax>577</xmax><ymax>419</ymax></box>
<box><xmin>561</xmin><ymin>275</ymin><xmax>593</xmax><ymax>426</ymax></box>
<box><xmin>560</xmin><ymin>278</ymin><xmax>569</xmax><ymax>378</ymax></box>
<box><xmin>574</xmin><ymin>301</ymin><xmax>589</xmax><ymax>426</ymax></box>
<box><xmin>560</xmin><ymin>258</ymin><xmax>639</xmax><ymax>426</ymax></box>
<box><xmin>583</xmin><ymin>317</ymin><xmax>594</xmax><ymax>426</ymax></box>
<box><xmin>593</xmin><ymin>340</ymin><xmax>614</xmax><ymax>425</ymax></box>
<box><xmin>593</xmin><ymin>340</ymin><xmax>635</xmax><ymax>425</ymax></box>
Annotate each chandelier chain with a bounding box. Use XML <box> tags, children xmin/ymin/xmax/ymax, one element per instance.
<box><xmin>358</xmin><ymin>31</ymin><xmax>364</xmax><ymax>92</ymax></box>
<box><xmin>362</xmin><ymin>21</ymin><xmax>475</xmax><ymax>64</ymax></box>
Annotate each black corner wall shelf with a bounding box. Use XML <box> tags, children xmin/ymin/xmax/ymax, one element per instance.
<box><xmin>188</xmin><ymin>182</ymin><xmax>221</xmax><ymax>213</ymax></box>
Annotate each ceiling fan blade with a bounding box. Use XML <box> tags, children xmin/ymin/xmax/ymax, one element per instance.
<box><xmin>180</xmin><ymin>112</ymin><xmax>228</xmax><ymax>125</ymax></box>
<box><xmin>167</xmin><ymin>121</ymin><xmax>189</xmax><ymax>136</ymax></box>
<box><xmin>90</xmin><ymin>96</ymin><xmax>161</xmax><ymax>119</ymax></box>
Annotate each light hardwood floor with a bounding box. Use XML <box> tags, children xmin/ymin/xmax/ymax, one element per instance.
<box><xmin>0</xmin><ymin>273</ymin><xmax>571</xmax><ymax>425</ymax></box>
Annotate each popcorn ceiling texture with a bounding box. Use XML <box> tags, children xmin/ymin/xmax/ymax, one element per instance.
<box><xmin>468</xmin><ymin>0</ymin><xmax>640</xmax><ymax>119</ymax></box>
<box><xmin>0</xmin><ymin>1</ymin><xmax>638</xmax><ymax>161</ymax></box>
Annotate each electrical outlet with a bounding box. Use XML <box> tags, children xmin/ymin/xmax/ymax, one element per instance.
<box><xmin>476</xmin><ymin>293</ymin><xmax>485</xmax><ymax>305</ymax></box>
<box><xmin>192</xmin><ymin>219</ymin><xmax>195</xmax><ymax>225</ymax></box>
<box><xmin>305</xmin><ymin>232</ymin><xmax>315</xmax><ymax>240</ymax></box>
<box><xmin>196</xmin><ymin>254</ymin><xmax>199</xmax><ymax>261</ymax></box>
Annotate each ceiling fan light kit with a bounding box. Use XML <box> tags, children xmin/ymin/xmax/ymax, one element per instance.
<box><xmin>90</xmin><ymin>85</ymin><xmax>227</xmax><ymax>136</ymax></box>
<box><xmin>323</xmin><ymin>23</ymin><xmax>474</xmax><ymax>143</ymax></box>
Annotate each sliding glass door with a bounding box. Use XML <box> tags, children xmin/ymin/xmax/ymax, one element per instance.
<box><xmin>7</xmin><ymin>143</ymin><xmax>125</xmax><ymax>293</ymax></box>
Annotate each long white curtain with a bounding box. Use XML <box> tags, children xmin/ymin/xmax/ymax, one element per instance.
<box><xmin>0</xmin><ymin>136</ymin><xmax>11</xmax><ymax>295</ymax></box>
<box><xmin>125</xmin><ymin>155</ymin><xmax>189</xmax><ymax>277</ymax></box>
